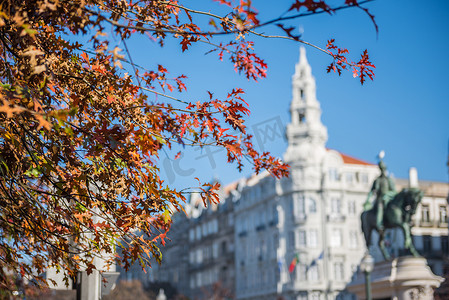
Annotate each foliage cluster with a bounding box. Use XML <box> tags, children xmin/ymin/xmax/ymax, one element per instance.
<box><xmin>0</xmin><ymin>0</ymin><xmax>374</xmax><ymax>292</ymax></box>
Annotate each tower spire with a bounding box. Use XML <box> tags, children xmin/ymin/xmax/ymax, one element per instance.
<box><xmin>284</xmin><ymin>46</ymin><xmax>328</xmax><ymax>164</ymax></box>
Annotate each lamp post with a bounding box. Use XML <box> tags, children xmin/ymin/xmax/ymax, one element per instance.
<box><xmin>360</xmin><ymin>253</ymin><xmax>375</xmax><ymax>300</ymax></box>
<box><xmin>156</xmin><ymin>289</ymin><xmax>167</xmax><ymax>300</ymax></box>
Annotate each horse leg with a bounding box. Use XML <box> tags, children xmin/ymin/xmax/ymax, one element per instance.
<box><xmin>361</xmin><ymin>213</ymin><xmax>372</xmax><ymax>248</ymax></box>
<box><xmin>378</xmin><ymin>229</ymin><xmax>391</xmax><ymax>260</ymax></box>
<box><xmin>401</xmin><ymin>223</ymin><xmax>420</xmax><ymax>257</ymax></box>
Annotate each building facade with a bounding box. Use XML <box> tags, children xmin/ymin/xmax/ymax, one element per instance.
<box><xmin>185</xmin><ymin>190</ymin><xmax>236</xmax><ymax>299</ymax></box>
<box><xmin>233</xmin><ymin>47</ymin><xmax>380</xmax><ymax>300</ymax></box>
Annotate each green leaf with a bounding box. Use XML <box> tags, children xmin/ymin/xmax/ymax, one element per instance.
<box><xmin>24</xmin><ymin>166</ymin><xmax>41</xmax><ymax>178</ymax></box>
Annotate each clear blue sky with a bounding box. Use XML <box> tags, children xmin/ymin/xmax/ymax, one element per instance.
<box><xmin>125</xmin><ymin>0</ymin><xmax>449</xmax><ymax>189</ymax></box>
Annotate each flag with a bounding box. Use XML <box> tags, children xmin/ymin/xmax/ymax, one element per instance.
<box><xmin>307</xmin><ymin>251</ymin><xmax>324</xmax><ymax>270</ymax></box>
<box><xmin>289</xmin><ymin>254</ymin><xmax>299</xmax><ymax>273</ymax></box>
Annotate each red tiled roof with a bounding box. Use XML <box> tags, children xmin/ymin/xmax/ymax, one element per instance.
<box><xmin>339</xmin><ymin>152</ymin><xmax>374</xmax><ymax>166</ymax></box>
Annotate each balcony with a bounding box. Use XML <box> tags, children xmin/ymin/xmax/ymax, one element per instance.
<box><xmin>438</xmin><ymin>220</ymin><xmax>448</xmax><ymax>228</ymax></box>
<box><xmin>294</xmin><ymin>213</ymin><xmax>307</xmax><ymax>223</ymax></box>
<box><xmin>418</xmin><ymin>219</ymin><xmax>448</xmax><ymax>228</ymax></box>
<box><xmin>419</xmin><ymin>219</ymin><xmax>433</xmax><ymax>227</ymax></box>
<box><xmin>327</xmin><ymin>214</ymin><xmax>346</xmax><ymax>222</ymax></box>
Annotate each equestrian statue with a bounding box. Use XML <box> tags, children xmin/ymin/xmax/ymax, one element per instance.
<box><xmin>361</xmin><ymin>152</ymin><xmax>423</xmax><ymax>260</ymax></box>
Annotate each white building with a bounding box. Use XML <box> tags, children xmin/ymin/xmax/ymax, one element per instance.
<box><xmin>233</xmin><ymin>46</ymin><xmax>380</xmax><ymax>300</ymax></box>
<box><xmin>138</xmin><ymin>46</ymin><xmax>449</xmax><ymax>300</ymax></box>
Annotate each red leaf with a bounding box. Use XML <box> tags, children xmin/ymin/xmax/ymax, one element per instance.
<box><xmin>213</xmin><ymin>0</ymin><xmax>232</xmax><ymax>7</ymax></box>
<box><xmin>80</xmin><ymin>52</ymin><xmax>89</xmax><ymax>63</ymax></box>
<box><xmin>174</xmin><ymin>151</ymin><xmax>181</xmax><ymax>160</ymax></box>
<box><xmin>180</xmin><ymin>37</ymin><xmax>191</xmax><ymax>52</ymax></box>
<box><xmin>158</xmin><ymin>65</ymin><xmax>167</xmax><ymax>73</ymax></box>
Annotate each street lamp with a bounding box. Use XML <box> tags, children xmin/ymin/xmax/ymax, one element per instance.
<box><xmin>156</xmin><ymin>289</ymin><xmax>167</xmax><ymax>300</ymax></box>
<box><xmin>360</xmin><ymin>253</ymin><xmax>375</xmax><ymax>300</ymax></box>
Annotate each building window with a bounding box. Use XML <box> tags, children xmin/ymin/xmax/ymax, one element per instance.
<box><xmin>294</xmin><ymin>196</ymin><xmax>305</xmax><ymax>217</ymax></box>
<box><xmin>349</xmin><ymin>231</ymin><xmax>358</xmax><ymax>249</ymax></box>
<box><xmin>309</xmin><ymin>229</ymin><xmax>318</xmax><ymax>248</ymax></box>
<box><xmin>308</xmin><ymin>264</ymin><xmax>319</xmax><ymax>281</ymax></box>
<box><xmin>329</xmin><ymin>168</ymin><xmax>339</xmax><ymax>181</ymax></box>
<box><xmin>207</xmin><ymin>221</ymin><xmax>213</xmax><ymax>235</ymax></box>
<box><xmin>334</xmin><ymin>262</ymin><xmax>345</xmax><ymax>281</ymax></box>
<box><xmin>299</xmin><ymin>112</ymin><xmax>306</xmax><ymax>124</ymax></box>
<box><xmin>240</xmin><ymin>239</ymin><xmax>247</xmax><ymax>259</ymax></box>
<box><xmin>196</xmin><ymin>249</ymin><xmax>203</xmax><ymax>264</ymax></box>
<box><xmin>308</xmin><ymin>198</ymin><xmax>317</xmax><ymax>213</ymax></box>
<box><xmin>189</xmin><ymin>228</ymin><xmax>195</xmax><ymax>242</ymax></box>
<box><xmin>208</xmin><ymin>219</ymin><xmax>217</xmax><ymax>233</ymax></box>
<box><xmin>297</xmin><ymin>230</ymin><xmax>307</xmax><ymax>247</ymax></box>
<box><xmin>228</xmin><ymin>214</ymin><xmax>234</xmax><ymax>226</ymax></box>
<box><xmin>204</xmin><ymin>246</ymin><xmax>211</xmax><ymax>261</ymax></box>
<box><xmin>439</xmin><ymin>206</ymin><xmax>448</xmax><ymax>224</ymax></box>
<box><xmin>311</xmin><ymin>292</ymin><xmax>321</xmax><ymax>300</ymax></box>
<box><xmin>258</xmin><ymin>239</ymin><xmax>266</xmax><ymax>260</ymax></box>
<box><xmin>346</xmin><ymin>173</ymin><xmax>354</xmax><ymax>183</ymax></box>
<box><xmin>423</xmin><ymin>235</ymin><xmax>432</xmax><ymax>253</ymax></box>
<box><xmin>300</xmin><ymin>89</ymin><xmax>304</xmax><ymax>99</ymax></box>
<box><xmin>348</xmin><ymin>200</ymin><xmax>356</xmax><ymax>215</ymax></box>
<box><xmin>221</xmin><ymin>241</ymin><xmax>227</xmax><ymax>255</ymax></box>
<box><xmin>297</xmin><ymin>264</ymin><xmax>307</xmax><ymax>281</ymax></box>
<box><xmin>421</xmin><ymin>204</ymin><xmax>430</xmax><ymax>223</ymax></box>
<box><xmin>360</xmin><ymin>173</ymin><xmax>369</xmax><ymax>183</ymax></box>
<box><xmin>212</xmin><ymin>242</ymin><xmax>219</xmax><ymax>259</ymax></box>
<box><xmin>273</xmin><ymin>233</ymin><xmax>279</xmax><ymax>250</ymax></box>
<box><xmin>298</xmin><ymin>293</ymin><xmax>308</xmax><ymax>300</ymax></box>
<box><xmin>271</xmin><ymin>205</ymin><xmax>279</xmax><ymax>225</ymax></box>
<box><xmin>196</xmin><ymin>272</ymin><xmax>202</xmax><ymax>287</ymax></box>
<box><xmin>331</xmin><ymin>198</ymin><xmax>341</xmax><ymax>214</ymax></box>
<box><xmin>196</xmin><ymin>226</ymin><xmax>202</xmax><ymax>240</ymax></box>
<box><xmin>202</xmin><ymin>222</ymin><xmax>207</xmax><ymax>236</ymax></box>
<box><xmin>330</xmin><ymin>229</ymin><xmax>342</xmax><ymax>247</ymax></box>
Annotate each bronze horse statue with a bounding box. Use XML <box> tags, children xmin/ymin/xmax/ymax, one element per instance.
<box><xmin>361</xmin><ymin>188</ymin><xmax>423</xmax><ymax>260</ymax></box>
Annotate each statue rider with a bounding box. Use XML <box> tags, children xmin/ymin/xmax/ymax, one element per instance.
<box><xmin>363</xmin><ymin>152</ymin><xmax>396</xmax><ymax>231</ymax></box>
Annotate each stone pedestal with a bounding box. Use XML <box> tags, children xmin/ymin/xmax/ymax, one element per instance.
<box><xmin>347</xmin><ymin>256</ymin><xmax>443</xmax><ymax>300</ymax></box>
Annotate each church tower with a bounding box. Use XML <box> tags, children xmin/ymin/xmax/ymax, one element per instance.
<box><xmin>284</xmin><ymin>46</ymin><xmax>328</xmax><ymax>167</ymax></box>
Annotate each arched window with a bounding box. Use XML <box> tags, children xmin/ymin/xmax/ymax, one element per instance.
<box><xmin>308</xmin><ymin>198</ymin><xmax>317</xmax><ymax>213</ymax></box>
<box><xmin>299</xmin><ymin>112</ymin><xmax>306</xmax><ymax>123</ymax></box>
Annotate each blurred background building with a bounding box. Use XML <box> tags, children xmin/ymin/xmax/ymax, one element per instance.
<box><xmin>116</xmin><ymin>47</ymin><xmax>449</xmax><ymax>300</ymax></box>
